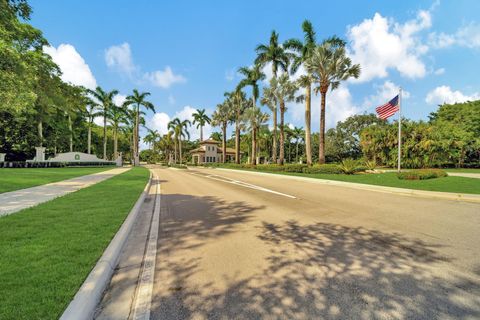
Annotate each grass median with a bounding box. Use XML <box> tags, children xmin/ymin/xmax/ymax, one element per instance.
<box><xmin>0</xmin><ymin>166</ymin><xmax>150</xmax><ymax>320</ymax></box>
<box><xmin>0</xmin><ymin>167</ymin><xmax>113</xmax><ymax>194</ymax></box>
<box><xmin>207</xmin><ymin>166</ymin><xmax>480</xmax><ymax>194</ymax></box>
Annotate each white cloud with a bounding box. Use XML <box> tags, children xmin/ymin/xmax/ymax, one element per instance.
<box><xmin>225</xmin><ymin>68</ymin><xmax>236</xmax><ymax>81</ymax></box>
<box><xmin>429</xmin><ymin>23</ymin><xmax>480</xmax><ymax>49</ymax></box>
<box><xmin>43</xmin><ymin>44</ymin><xmax>97</xmax><ymax>89</ymax></box>
<box><xmin>347</xmin><ymin>10</ymin><xmax>431</xmax><ymax>82</ymax></box>
<box><xmin>144</xmin><ymin>66</ymin><xmax>186</xmax><ymax>89</ymax></box>
<box><xmin>425</xmin><ymin>86</ymin><xmax>480</xmax><ymax>105</ymax></box>
<box><xmin>361</xmin><ymin>81</ymin><xmax>410</xmax><ymax>112</ymax></box>
<box><xmin>113</xmin><ymin>94</ymin><xmax>127</xmax><ymax>106</ymax></box>
<box><xmin>105</xmin><ymin>43</ymin><xmax>136</xmax><ymax>75</ymax></box>
<box><xmin>433</xmin><ymin>68</ymin><xmax>445</xmax><ymax>75</ymax></box>
<box><xmin>147</xmin><ymin>106</ymin><xmax>212</xmax><ymax>141</ymax></box>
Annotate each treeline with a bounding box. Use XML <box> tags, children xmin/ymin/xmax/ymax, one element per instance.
<box><xmin>0</xmin><ymin>0</ymin><xmax>153</xmax><ymax>163</ymax></box>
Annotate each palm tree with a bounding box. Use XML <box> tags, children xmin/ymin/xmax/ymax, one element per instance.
<box><xmin>144</xmin><ymin>128</ymin><xmax>160</xmax><ymax>151</ymax></box>
<box><xmin>124</xmin><ymin>89</ymin><xmax>155</xmax><ymax>166</ymax></box>
<box><xmin>84</xmin><ymin>97</ymin><xmax>101</xmax><ymax>154</ymax></box>
<box><xmin>211</xmin><ymin>102</ymin><xmax>232</xmax><ymax>163</ymax></box>
<box><xmin>192</xmin><ymin>108</ymin><xmax>211</xmax><ymax>142</ymax></box>
<box><xmin>261</xmin><ymin>82</ymin><xmax>278</xmax><ymax>162</ymax></box>
<box><xmin>284</xmin><ymin>20</ymin><xmax>317</xmax><ymax>166</ymax></box>
<box><xmin>87</xmin><ymin>86</ymin><xmax>119</xmax><ymax>160</ymax></box>
<box><xmin>242</xmin><ymin>107</ymin><xmax>269</xmax><ymax>165</ymax></box>
<box><xmin>107</xmin><ymin>103</ymin><xmax>128</xmax><ymax>159</ymax></box>
<box><xmin>292</xmin><ymin>126</ymin><xmax>304</xmax><ymax>162</ymax></box>
<box><xmin>168</xmin><ymin>118</ymin><xmax>190</xmax><ymax>163</ymax></box>
<box><xmin>274</xmin><ymin>74</ymin><xmax>298</xmax><ymax>165</ymax></box>
<box><xmin>238</xmin><ymin>64</ymin><xmax>265</xmax><ymax>109</ymax></box>
<box><xmin>225</xmin><ymin>89</ymin><xmax>249</xmax><ymax>164</ymax></box>
<box><xmin>305</xmin><ymin>43</ymin><xmax>361</xmax><ymax>164</ymax></box>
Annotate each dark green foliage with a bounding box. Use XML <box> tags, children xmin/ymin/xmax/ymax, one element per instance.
<box><xmin>337</xmin><ymin>158</ymin><xmax>359</xmax><ymax>175</ymax></box>
<box><xmin>397</xmin><ymin>169</ymin><xmax>448</xmax><ymax>180</ymax></box>
<box><xmin>302</xmin><ymin>164</ymin><xmax>342</xmax><ymax>174</ymax></box>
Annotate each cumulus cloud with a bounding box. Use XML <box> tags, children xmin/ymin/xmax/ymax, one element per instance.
<box><xmin>361</xmin><ymin>81</ymin><xmax>410</xmax><ymax>111</ymax></box>
<box><xmin>144</xmin><ymin>66</ymin><xmax>186</xmax><ymax>89</ymax></box>
<box><xmin>429</xmin><ymin>23</ymin><xmax>480</xmax><ymax>49</ymax></box>
<box><xmin>147</xmin><ymin>106</ymin><xmax>212</xmax><ymax>141</ymax></box>
<box><xmin>105</xmin><ymin>42</ymin><xmax>186</xmax><ymax>89</ymax></box>
<box><xmin>105</xmin><ymin>43</ymin><xmax>136</xmax><ymax>76</ymax></box>
<box><xmin>113</xmin><ymin>94</ymin><xmax>127</xmax><ymax>106</ymax></box>
<box><xmin>433</xmin><ymin>68</ymin><xmax>445</xmax><ymax>75</ymax></box>
<box><xmin>347</xmin><ymin>10</ymin><xmax>431</xmax><ymax>82</ymax></box>
<box><xmin>425</xmin><ymin>86</ymin><xmax>480</xmax><ymax>105</ymax></box>
<box><xmin>43</xmin><ymin>44</ymin><xmax>97</xmax><ymax>89</ymax></box>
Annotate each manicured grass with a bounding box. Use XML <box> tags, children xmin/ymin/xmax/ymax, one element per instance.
<box><xmin>0</xmin><ymin>167</ymin><xmax>149</xmax><ymax>320</ymax></box>
<box><xmin>443</xmin><ymin>168</ymin><xmax>480</xmax><ymax>173</ymax></box>
<box><xmin>0</xmin><ymin>167</ymin><xmax>113</xmax><ymax>194</ymax></box>
<box><xmin>213</xmin><ymin>167</ymin><xmax>480</xmax><ymax>194</ymax></box>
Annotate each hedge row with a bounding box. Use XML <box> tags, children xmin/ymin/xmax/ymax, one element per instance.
<box><xmin>201</xmin><ymin>163</ymin><xmax>363</xmax><ymax>175</ymax></box>
<box><xmin>0</xmin><ymin>161</ymin><xmax>116</xmax><ymax>168</ymax></box>
<box><xmin>397</xmin><ymin>169</ymin><xmax>448</xmax><ymax>180</ymax></box>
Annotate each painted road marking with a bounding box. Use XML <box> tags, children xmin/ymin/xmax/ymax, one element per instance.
<box><xmin>132</xmin><ymin>175</ymin><xmax>160</xmax><ymax>320</ymax></box>
<box><xmin>189</xmin><ymin>172</ymin><xmax>297</xmax><ymax>199</ymax></box>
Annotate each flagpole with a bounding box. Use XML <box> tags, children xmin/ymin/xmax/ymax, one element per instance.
<box><xmin>397</xmin><ymin>88</ymin><xmax>402</xmax><ymax>172</ymax></box>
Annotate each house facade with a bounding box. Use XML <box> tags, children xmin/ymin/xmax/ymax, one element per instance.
<box><xmin>190</xmin><ymin>139</ymin><xmax>237</xmax><ymax>164</ymax></box>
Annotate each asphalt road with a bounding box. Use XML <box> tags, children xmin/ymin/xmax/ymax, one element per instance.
<box><xmin>149</xmin><ymin>166</ymin><xmax>480</xmax><ymax>320</ymax></box>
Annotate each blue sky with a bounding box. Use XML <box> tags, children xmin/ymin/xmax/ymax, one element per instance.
<box><xmin>31</xmin><ymin>0</ymin><xmax>480</xmax><ymax>143</ymax></box>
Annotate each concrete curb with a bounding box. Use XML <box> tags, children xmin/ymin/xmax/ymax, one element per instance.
<box><xmin>214</xmin><ymin>168</ymin><xmax>480</xmax><ymax>203</ymax></box>
<box><xmin>60</xmin><ymin>172</ymin><xmax>153</xmax><ymax>320</ymax></box>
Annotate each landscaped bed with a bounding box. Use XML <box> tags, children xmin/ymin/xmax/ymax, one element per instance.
<box><xmin>0</xmin><ymin>166</ymin><xmax>149</xmax><ymax>319</ymax></box>
<box><xmin>0</xmin><ymin>167</ymin><xmax>113</xmax><ymax>194</ymax></box>
<box><xmin>202</xmin><ymin>164</ymin><xmax>480</xmax><ymax>194</ymax></box>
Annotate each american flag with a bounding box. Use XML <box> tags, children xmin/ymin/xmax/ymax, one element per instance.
<box><xmin>376</xmin><ymin>95</ymin><xmax>399</xmax><ymax>120</ymax></box>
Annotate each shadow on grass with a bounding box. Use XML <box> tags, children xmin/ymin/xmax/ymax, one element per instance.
<box><xmin>151</xmin><ymin>216</ymin><xmax>480</xmax><ymax>319</ymax></box>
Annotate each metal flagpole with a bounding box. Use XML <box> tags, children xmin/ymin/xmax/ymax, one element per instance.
<box><xmin>397</xmin><ymin>88</ymin><xmax>402</xmax><ymax>172</ymax></box>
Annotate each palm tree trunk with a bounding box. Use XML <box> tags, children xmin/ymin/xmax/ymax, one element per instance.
<box><xmin>252</xmin><ymin>128</ymin><xmax>257</xmax><ymax>165</ymax></box>
<box><xmin>296</xmin><ymin>140</ymin><xmax>299</xmax><ymax>162</ymax></box>
<box><xmin>319</xmin><ymin>90</ymin><xmax>327</xmax><ymax>164</ymax></box>
<box><xmin>272</xmin><ymin>106</ymin><xmax>277</xmax><ymax>163</ymax></box>
<box><xmin>37</xmin><ymin>120</ymin><xmax>43</xmax><ymax>147</ymax></box>
<box><xmin>305</xmin><ymin>84</ymin><xmax>312</xmax><ymax>166</ymax></box>
<box><xmin>179</xmin><ymin>136</ymin><xmax>183</xmax><ymax>163</ymax></box>
<box><xmin>200</xmin><ymin>125</ymin><xmax>203</xmax><ymax>142</ymax></box>
<box><xmin>174</xmin><ymin>139</ymin><xmax>177</xmax><ymax>163</ymax></box>
<box><xmin>103</xmin><ymin>110</ymin><xmax>107</xmax><ymax>160</ymax></box>
<box><xmin>235</xmin><ymin>119</ymin><xmax>240</xmax><ymax>164</ymax></box>
<box><xmin>87</xmin><ymin>125</ymin><xmax>92</xmax><ymax>154</ymax></box>
<box><xmin>134</xmin><ymin>105</ymin><xmax>140</xmax><ymax>166</ymax></box>
<box><xmin>279</xmin><ymin>101</ymin><xmax>285</xmax><ymax>165</ymax></box>
<box><xmin>222</xmin><ymin>123</ymin><xmax>227</xmax><ymax>163</ymax></box>
<box><xmin>113</xmin><ymin>127</ymin><xmax>118</xmax><ymax>159</ymax></box>
<box><xmin>68</xmin><ymin>114</ymin><xmax>73</xmax><ymax>152</ymax></box>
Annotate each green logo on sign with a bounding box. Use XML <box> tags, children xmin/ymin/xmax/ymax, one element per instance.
<box><xmin>75</xmin><ymin>154</ymin><xmax>80</xmax><ymax>160</ymax></box>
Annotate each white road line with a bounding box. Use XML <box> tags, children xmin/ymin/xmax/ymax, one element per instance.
<box><xmin>132</xmin><ymin>175</ymin><xmax>160</xmax><ymax>320</ymax></box>
<box><xmin>189</xmin><ymin>172</ymin><xmax>297</xmax><ymax>199</ymax></box>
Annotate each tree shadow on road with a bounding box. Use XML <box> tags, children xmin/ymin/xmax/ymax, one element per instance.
<box><xmin>151</xmin><ymin>218</ymin><xmax>480</xmax><ymax>320</ymax></box>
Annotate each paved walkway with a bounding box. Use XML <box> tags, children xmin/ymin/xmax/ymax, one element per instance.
<box><xmin>447</xmin><ymin>172</ymin><xmax>480</xmax><ymax>179</ymax></box>
<box><xmin>0</xmin><ymin>167</ymin><xmax>130</xmax><ymax>217</ymax></box>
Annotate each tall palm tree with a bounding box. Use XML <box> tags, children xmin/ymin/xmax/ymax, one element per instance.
<box><xmin>225</xmin><ymin>89</ymin><xmax>249</xmax><ymax>164</ymax></box>
<box><xmin>242</xmin><ymin>107</ymin><xmax>269</xmax><ymax>165</ymax></box>
<box><xmin>168</xmin><ymin>118</ymin><xmax>190</xmax><ymax>163</ymax></box>
<box><xmin>107</xmin><ymin>103</ymin><xmax>128</xmax><ymax>159</ymax></box>
<box><xmin>144</xmin><ymin>128</ymin><xmax>160</xmax><ymax>151</ymax></box>
<box><xmin>305</xmin><ymin>43</ymin><xmax>361</xmax><ymax>164</ymax></box>
<box><xmin>284</xmin><ymin>20</ymin><xmax>317</xmax><ymax>166</ymax></box>
<box><xmin>211</xmin><ymin>102</ymin><xmax>232</xmax><ymax>163</ymax></box>
<box><xmin>87</xmin><ymin>86</ymin><xmax>118</xmax><ymax>160</ymax></box>
<box><xmin>274</xmin><ymin>74</ymin><xmax>298</xmax><ymax>165</ymax></box>
<box><xmin>84</xmin><ymin>97</ymin><xmax>101</xmax><ymax>154</ymax></box>
<box><xmin>261</xmin><ymin>82</ymin><xmax>278</xmax><ymax>162</ymax></box>
<box><xmin>124</xmin><ymin>89</ymin><xmax>155</xmax><ymax>166</ymax></box>
<box><xmin>292</xmin><ymin>126</ymin><xmax>304</xmax><ymax>162</ymax></box>
<box><xmin>192</xmin><ymin>108</ymin><xmax>211</xmax><ymax>142</ymax></box>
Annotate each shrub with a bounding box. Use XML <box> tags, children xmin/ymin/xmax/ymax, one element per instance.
<box><xmin>364</xmin><ymin>160</ymin><xmax>377</xmax><ymax>171</ymax></box>
<box><xmin>338</xmin><ymin>159</ymin><xmax>358</xmax><ymax>175</ymax></box>
<box><xmin>302</xmin><ymin>164</ymin><xmax>342</xmax><ymax>174</ymax></box>
<box><xmin>255</xmin><ymin>164</ymin><xmax>285</xmax><ymax>172</ymax></box>
<box><xmin>283</xmin><ymin>164</ymin><xmax>308</xmax><ymax>173</ymax></box>
<box><xmin>397</xmin><ymin>169</ymin><xmax>448</xmax><ymax>180</ymax></box>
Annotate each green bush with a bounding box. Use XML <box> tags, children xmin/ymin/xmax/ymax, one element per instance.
<box><xmin>255</xmin><ymin>164</ymin><xmax>285</xmax><ymax>172</ymax></box>
<box><xmin>397</xmin><ymin>169</ymin><xmax>448</xmax><ymax>180</ymax></box>
<box><xmin>338</xmin><ymin>159</ymin><xmax>359</xmax><ymax>175</ymax></box>
<box><xmin>302</xmin><ymin>164</ymin><xmax>342</xmax><ymax>174</ymax></box>
<box><xmin>283</xmin><ymin>164</ymin><xmax>308</xmax><ymax>173</ymax></box>
<box><xmin>364</xmin><ymin>160</ymin><xmax>377</xmax><ymax>171</ymax></box>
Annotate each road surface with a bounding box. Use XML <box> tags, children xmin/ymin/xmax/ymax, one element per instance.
<box><xmin>99</xmin><ymin>166</ymin><xmax>480</xmax><ymax>320</ymax></box>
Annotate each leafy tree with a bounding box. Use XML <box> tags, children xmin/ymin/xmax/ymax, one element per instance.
<box><xmin>242</xmin><ymin>107</ymin><xmax>269</xmax><ymax>164</ymax></box>
<box><xmin>192</xmin><ymin>108</ymin><xmax>211</xmax><ymax>142</ymax></box>
<box><xmin>107</xmin><ymin>103</ymin><xmax>128</xmax><ymax>159</ymax></box>
<box><xmin>238</xmin><ymin>64</ymin><xmax>265</xmax><ymax>108</ymax></box>
<box><xmin>211</xmin><ymin>102</ymin><xmax>232</xmax><ymax>163</ymax></box>
<box><xmin>225</xmin><ymin>89</ymin><xmax>250</xmax><ymax>164</ymax></box>
<box><xmin>168</xmin><ymin>118</ymin><xmax>190</xmax><ymax>163</ymax></box>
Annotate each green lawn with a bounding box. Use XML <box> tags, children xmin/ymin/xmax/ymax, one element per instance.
<box><xmin>0</xmin><ymin>167</ymin><xmax>113</xmax><ymax>194</ymax></box>
<box><xmin>443</xmin><ymin>168</ymin><xmax>480</xmax><ymax>173</ymax></box>
<box><xmin>214</xmin><ymin>167</ymin><xmax>480</xmax><ymax>194</ymax></box>
<box><xmin>0</xmin><ymin>167</ymin><xmax>149</xmax><ymax>320</ymax></box>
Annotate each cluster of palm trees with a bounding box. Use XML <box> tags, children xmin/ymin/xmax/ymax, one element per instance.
<box><xmin>86</xmin><ymin>87</ymin><xmax>154</xmax><ymax>165</ymax></box>
<box><xmin>212</xmin><ymin>20</ymin><xmax>361</xmax><ymax>165</ymax></box>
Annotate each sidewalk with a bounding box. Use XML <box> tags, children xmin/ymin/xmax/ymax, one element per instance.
<box><xmin>0</xmin><ymin>167</ymin><xmax>130</xmax><ymax>217</ymax></box>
